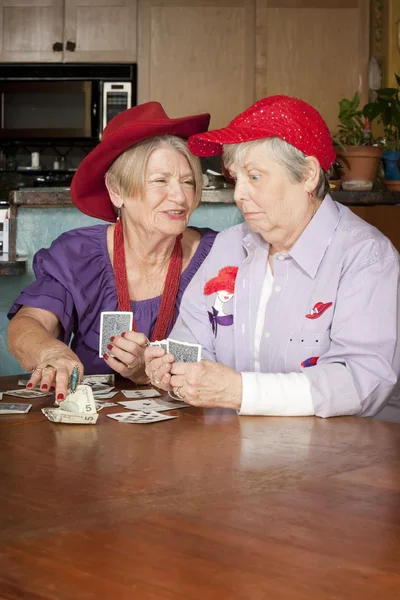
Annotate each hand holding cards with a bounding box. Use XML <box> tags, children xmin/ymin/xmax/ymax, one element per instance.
<box><xmin>150</xmin><ymin>338</ymin><xmax>201</xmax><ymax>362</ymax></box>
<box><xmin>42</xmin><ymin>384</ymin><xmax>99</xmax><ymax>425</ymax></box>
<box><xmin>99</xmin><ymin>311</ymin><xmax>133</xmax><ymax>357</ymax></box>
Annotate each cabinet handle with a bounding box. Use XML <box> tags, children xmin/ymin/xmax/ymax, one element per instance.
<box><xmin>52</xmin><ymin>42</ymin><xmax>63</xmax><ymax>52</ymax></box>
<box><xmin>66</xmin><ymin>40</ymin><xmax>76</xmax><ymax>52</ymax></box>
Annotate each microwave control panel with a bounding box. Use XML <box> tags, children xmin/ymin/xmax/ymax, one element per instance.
<box><xmin>102</xmin><ymin>82</ymin><xmax>132</xmax><ymax>133</ymax></box>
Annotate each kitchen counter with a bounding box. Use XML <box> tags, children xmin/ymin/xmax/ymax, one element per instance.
<box><xmin>10</xmin><ymin>187</ymin><xmax>400</xmax><ymax>206</ymax></box>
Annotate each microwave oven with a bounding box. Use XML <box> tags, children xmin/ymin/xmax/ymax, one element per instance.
<box><xmin>0</xmin><ymin>63</ymin><xmax>136</xmax><ymax>140</ymax></box>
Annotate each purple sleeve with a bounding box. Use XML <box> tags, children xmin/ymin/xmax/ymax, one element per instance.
<box><xmin>8</xmin><ymin>246</ymin><xmax>77</xmax><ymax>345</ymax></box>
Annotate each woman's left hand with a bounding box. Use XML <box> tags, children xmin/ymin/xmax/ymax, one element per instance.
<box><xmin>103</xmin><ymin>331</ymin><xmax>150</xmax><ymax>384</ymax></box>
<box><xmin>170</xmin><ymin>360</ymin><xmax>242</xmax><ymax>410</ymax></box>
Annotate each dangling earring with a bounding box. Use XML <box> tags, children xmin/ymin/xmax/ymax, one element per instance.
<box><xmin>117</xmin><ymin>205</ymin><xmax>122</xmax><ymax>220</ymax></box>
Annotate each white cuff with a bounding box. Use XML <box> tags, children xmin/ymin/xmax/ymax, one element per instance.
<box><xmin>239</xmin><ymin>371</ymin><xmax>314</xmax><ymax>416</ymax></box>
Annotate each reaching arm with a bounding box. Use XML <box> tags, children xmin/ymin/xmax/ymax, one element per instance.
<box><xmin>8</xmin><ymin>306</ymin><xmax>83</xmax><ymax>400</ymax></box>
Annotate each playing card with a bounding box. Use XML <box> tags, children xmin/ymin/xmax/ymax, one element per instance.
<box><xmin>18</xmin><ymin>378</ymin><xmax>34</xmax><ymax>387</ymax></box>
<box><xmin>5</xmin><ymin>388</ymin><xmax>52</xmax><ymax>398</ymax></box>
<box><xmin>167</xmin><ymin>338</ymin><xmax>202</xmax><ymax>363</ymax></box>
<box><xmin>0</xmin><ymin>403</ymin><xmax>32</xmax><ymax>414</ymax></box>
<box><xmin>107</xmin><ymin>410</ymin><xmax>177</xmax><ymax>424</ymax></box>
<box><xmin>149</xmin><ymin>339</ymin><xmax>168</xmax><ymax>352</ymax></box>
<box><xmin>82</xmin><ymin>374</ymin><xmax>115</xmax><ymax>386</ymax></box>
<box><xmin>118</xmin><ymin>398</ymin><xmax>189</xmax><ymax>412</ymax></box>
<box><xmin>95</xmin><ymin>401</ymin><xmax>118</xmax><ymax>411</ymax></box>
<box><xmin>120</xmin><ymin>389</ymin><xmax>161</xmax><ymax>399</ymax></box>
<box><xmin>92</xmin><ymin>390</ymin><xmax>119</xmax><ymax>399</ymax></box>
<box><xmin>86</xmin><ymin>384</ymin><xmax>115</xmax><ymax>395</ymax></box>
<box><xmin>99</xmin><ymin>311</ymin><xmax>133</xmax><ymax>357</ymax></box>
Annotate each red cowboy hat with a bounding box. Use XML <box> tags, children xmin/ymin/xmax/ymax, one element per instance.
<box><xmin>188</xmin><ymin>95</ymin><xmax>335</xmax><ymax>172</ymax></box>
<box><xmin>70</xmin><ymin>102</ymin><xmax>210</xmax><ymax>222</ymax></box>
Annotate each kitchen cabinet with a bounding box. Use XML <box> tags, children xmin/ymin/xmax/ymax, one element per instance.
<box><xmin>255</xmin><ymin>0</ymin><xmax>369</xmax><ymax>133</ymax></box>
<box><xmin>350</xmin><ymin>205</ymin><xmax>400</xmax><ymax>253</ymax></box>
<box><xmin>0</xmin><ymin>0</ymin><xmax>63</xmax><ymax>62</ymax></box>
<box><xmin>0</xmin><ymin>0</ymin><xmax>137</xmax><ymax>63</ymax></box>
<box><xmin>138</xmin><ymin>0</ymin><xmax>255</xmax><ymax>130</ymax></box>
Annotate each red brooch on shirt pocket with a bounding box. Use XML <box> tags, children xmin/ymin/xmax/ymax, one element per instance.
<box><xmin>301</xmin><ymin>356</ymin><xmax>319</xmax><ymax>367</ymax></box>
<box><xmin>305</xmin><ymin>301</ymin><xmax>332</xmax><ymax>319</ymax></box>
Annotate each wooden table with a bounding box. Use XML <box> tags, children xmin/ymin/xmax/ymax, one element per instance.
<box><xmin>1</xmin><ymin>375</ymin><xmax>400</xmax><ymax>600</ymax></box>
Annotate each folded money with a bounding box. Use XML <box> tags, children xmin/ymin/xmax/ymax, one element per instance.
<box><xmin>42</xmin><ymin>384</ymin><xmax>98</xmax><ymax>425</ymax></box>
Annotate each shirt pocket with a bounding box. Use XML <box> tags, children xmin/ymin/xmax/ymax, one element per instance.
<box><xmin>287</xmin><ymin>330</ymin><xmax>331</xmax><ymax>370</ymax></box>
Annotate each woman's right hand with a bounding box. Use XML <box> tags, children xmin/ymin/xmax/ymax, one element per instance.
<box><xmin>144</xmin><ymin>346</ymin><xmax>175</xmax><ymax>391</ymax></box>
<box><xmin>26</xmin><ymin>345</ymin><xmax>84</xmax><ymax>402</ymax></box>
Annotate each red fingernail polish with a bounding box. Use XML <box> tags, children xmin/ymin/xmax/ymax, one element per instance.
<box><xmin>110</xmin><ymin>336</ymin><xmax>115</xmax><ymax>342</ymax></box>
<box><xmin>26</xmin><ymin>383</ymin><xmax>33</xmax><ymax>388</ymax></box>
<box><xmin>107</xmin><ymin>344</ymin><xmax>113</xmax><ymax>351</ymax></box>
<box><xmin>103</xmin><ymin>353</ymin><xmax>109</xmax><ymax>360</ymax></box>
<box><xmin>41</xmin><ymin>384</ymin><xmax>48</xmax><ymax>390</ymax></box>
<box><xmin>57</xmin><ymin>393</ymin><xmax>64</xmax><ymax>401</ymax></box>
<box><xmin>121</xmin><ymin>332</ymin><xmax>126</xmax><ymax>338</ymax></box>
<box><xmin>50</xmin><ymin>385</ymin><xmax>56</xmax><ymax>391</ymax></box>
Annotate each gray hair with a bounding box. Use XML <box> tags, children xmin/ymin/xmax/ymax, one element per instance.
<box><xmin>222</xmin><ymin>137</ymin><xmax>331</xmax><ymax>200</ymax></box>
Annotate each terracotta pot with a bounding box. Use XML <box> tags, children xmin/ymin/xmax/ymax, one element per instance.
<box><xmin>384</xmin><ymin>179</ymin><xmax>400</xmax><ymax>192</ymax></box>
<box><xmin>334</xmin><ymin>145</ymin><xmax>383</xmax><ymax>191</ymax></box>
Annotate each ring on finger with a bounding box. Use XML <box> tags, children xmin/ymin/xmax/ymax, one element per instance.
<box><xmin>33</xmin><ymin>367</ymin><xmax>43</xmax><ymax>374</ymax></box>
<box><xmin>174</xmin><ymin>386</ymin><xmax>185</xmax><ymax>399</ymax></box>
<box><xmin>43</xmin><ymin>364</ymin><xmax>57</xmax><ymax>372</ymax></box>
<box><xmin>153</xmin><ymin>377</ymin><xmax>161</xmax><ymax>385</ymax></box>
<box><xmin>126</xmin><ymin>361</ymin><xmax>137</xmax><ymax>370</ymax></box>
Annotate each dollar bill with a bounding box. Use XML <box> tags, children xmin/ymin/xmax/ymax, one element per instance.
<box><xmin>42</xmin><ymin>384</ymin><xmax>98</xmax><ymax>425</ymax></box>
<box><xmin>41</xmin><ymin>407</ymin><xmax>99</xmax><ymax>424</ymax></box>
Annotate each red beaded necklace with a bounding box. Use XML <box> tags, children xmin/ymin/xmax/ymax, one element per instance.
<box><xmin>113</xmin><ymin>217</ymin><xmax>183</xmax><ymax>341</ymax></box>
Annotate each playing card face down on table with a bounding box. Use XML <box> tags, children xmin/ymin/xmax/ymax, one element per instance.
<box><xmin>99</xmin><ymin>311</ymin><xmax>133</xmax><ymax>357</ymax></box>
<box><xmin>42</xmin><ymin>384</ymin><xmax>99</xmax><ymax>425</ymax></box>
<box><xmin>0</xmin><ymin>403</ymin><xmax>32</xmax><ymax>414</ymax></box>
<box><xmin>6</xmin><ymin>389</ymin><xmax>52</xmax><ymax>398</ymax></box>
<box><xmin>120</xmin><ymin>389</ymin><xmax>161</xmax><ymax>399</ymax></box>
<box><xmin>107</xmin><ymin>410</ymin><xmax>178</xmax><ymax>424</ymax></box>
<box><xmin>167</xmin><ymin>338</ymin><xmax>201</xmax><ymax>362</ymax></box>
<box><xmin>118</xmin><ymin>398</ymin><xmax>189</xmax><ymax>412</ymax></box>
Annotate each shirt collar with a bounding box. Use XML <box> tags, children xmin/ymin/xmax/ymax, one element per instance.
<box><xmin>241</xmin><ymin>195</ymin><xmax>341</xmax><ymax>278</ymax></box>
<box><xmin>289</xmin><ymin>195</ymin><xmax>341</xmax><ymax>278</ymax></box>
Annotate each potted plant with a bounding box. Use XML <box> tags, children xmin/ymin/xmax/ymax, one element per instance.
<box><xmin>333</xmin><ymin>92</ymin><xmax>383</xmax><ymax>191</ymax></box>
<box><xmin>364</xmin><ymin>74</ymin><xmax>400</xmax><ymax>190</ymax></box>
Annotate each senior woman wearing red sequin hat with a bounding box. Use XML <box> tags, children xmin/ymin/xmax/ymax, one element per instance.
<box><xmin>145</xmin><ymin>95</ymin><xmax>400</xmax><ymax>419</ymax></box>
<box><xmin>7</xmin><ymin>102</ymin><xmax>217</xmax><ymax>401</ymax></box>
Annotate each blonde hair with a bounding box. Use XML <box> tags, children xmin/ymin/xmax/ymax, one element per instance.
<box><xmin>105</xmin><ymin>135</ymin><xmax>203</xmax><ymax>206</ymax></box>
<box><xmin>223</xmin><ymin>138</ymin><xmax>331</xmax><ymax>200</ymax></box>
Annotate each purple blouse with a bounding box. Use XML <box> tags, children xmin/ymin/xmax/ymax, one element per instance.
<box><xmin>8</xmin><ymin>225</ymin><xmax>216</xmax><ymax>374</ymax></box>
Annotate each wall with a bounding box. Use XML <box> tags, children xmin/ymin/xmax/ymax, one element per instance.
<box><xmin>0</xmin><ymin>203</ymin><xmax>244</xmax><ymax>376</ymax></box>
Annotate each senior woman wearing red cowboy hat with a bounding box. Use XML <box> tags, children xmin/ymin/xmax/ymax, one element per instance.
<box><xmin>145</xmin><ymin>95</ymin><xmax>400</xmax><ymax>419</ymax></box>
<box><xmin>7</xmin><ymin>102</ymin><xmax>217</xmax><ymax>401</ymax></box>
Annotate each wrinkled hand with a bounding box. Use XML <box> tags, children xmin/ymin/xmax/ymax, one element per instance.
<box><xmin>144</xmin><ymin>346</ymin><xmax>175</xmax><ymax>390</ymax></box>
<box><xmin>104</xmin><ymin>330</ymin><xmax>150</xmax><ymax>384</ymax></box>
<box><xmin>27</xmin><ymin>345</ymin><xmax>84</xmax><ymax>402</ymax></box>
<box><xmin>169</xmin><ymin>360</ymin><xmax>243</xmax><ymax>410</ymax></box>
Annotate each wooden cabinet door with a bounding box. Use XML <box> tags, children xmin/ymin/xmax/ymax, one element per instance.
<box><xmin>138</xmin><ymin>0</ymin><xmax>255</xmax><ymax>130</ymax></box>
<box><xmin>0</xmin><ymin>0</ymin><xmax>63</xmax><ymax>62</ymax></box>
<box><xmin>256</xmin><ymin>0</ymin><xmax>369</xmax><ymax>133</ymax></box>
<box><xmin>350</xmin><ymin>205</ymin><xmax>400</xmax><ymax>253</ymax></box>
<box><xmin>63</xmin><ymin>0</ymin><xmax>137</xmax><ymax>62</ymax></box>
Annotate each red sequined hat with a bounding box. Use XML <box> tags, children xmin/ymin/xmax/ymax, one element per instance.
<box><xmin>188</xmin><ymin>95</ymin><xmax>335</xmax><ymax>171</ymax></box>
<box><xmin>71</xmin><ymin>102</ymin><xmax>210</xmax><ymax>222</ymax></box>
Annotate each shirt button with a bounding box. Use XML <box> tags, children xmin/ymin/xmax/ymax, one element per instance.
<box><xmin>275</xmin><ymin>285</ymin><xmax>281</xmax><ymax>293</ymax></box>
<box><xmin>264</xmin><ymin>331</ymin><xmax>271</xmax><ymax>339</ymax></box>
<box><xmin>277</xmin><ymin>255</ymin><xmax>285</xmax><ymax>261</ymax></box>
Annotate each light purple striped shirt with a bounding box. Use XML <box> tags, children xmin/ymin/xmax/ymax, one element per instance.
<box><xmin>171</xmin><ymin>195</ymin><xmax>400</xmax><ymax>418</ymax></box>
